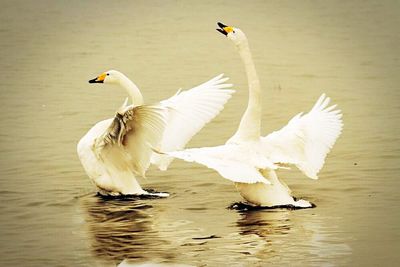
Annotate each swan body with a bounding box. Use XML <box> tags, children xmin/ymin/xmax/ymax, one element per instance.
<box><xmin>77</xmin><ymin>70</ymin><xmax>234</xmax><ymax>196</ymax></box>
<box><xmin>166</xmin><ymin>23</ymin><xmax>343</xmax><ymax>208</ymax></box>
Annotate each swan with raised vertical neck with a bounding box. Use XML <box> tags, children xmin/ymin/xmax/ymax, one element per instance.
<box><xmin>165</xmin><ymin>23</ymin><xmax>343</xmax><ymax>208</ymax></box>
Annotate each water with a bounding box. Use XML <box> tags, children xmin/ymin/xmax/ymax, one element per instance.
<box><xmin>0</xmin><ymin>0</ymin><xmax>399</xmax><ymax>266</ymax></box>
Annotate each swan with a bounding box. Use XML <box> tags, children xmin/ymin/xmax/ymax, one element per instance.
<box><xmin>163</xmin><ymin>23</ymin><xmax>343</xmax><ymax>208</ymax></box>
<box><xmin>77</xmin><ymin>70</ymin><xmax>234</xmax><ymax>197</ymax></box>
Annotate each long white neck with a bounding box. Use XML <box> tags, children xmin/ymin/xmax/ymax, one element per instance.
<box><xmin>230</xmin><ymin>39</ymin><xmax>261</xmax><ymax>142</ymax></box>
<box><xmin>117</xmin><ymin>73</ymin><xmax>144</xmax><ymax>106</ymax></box>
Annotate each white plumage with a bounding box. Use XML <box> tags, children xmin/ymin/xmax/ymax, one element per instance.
<box><xmin>151</xmin><ymin>74</ymin><xmax>234</xmax><ymax>170</ymax></box>
<box><xmin>164</xmin><ymin>23</ymin><xmax>343</xmax><ymax>207</ymax></box>
<box><xmin>261</xmin><ymin>93</ymin><xmax>343</xmax><ymax>180</ymax></box>
<box><xmin>77</xmin><ymin>70</ymin><xmax>234</xmax><ymax>196</ymax></box>
<box><xmin>167</xmin><ymin>143</ymin><xmax>275</xmax><ymax>184</ymax></box>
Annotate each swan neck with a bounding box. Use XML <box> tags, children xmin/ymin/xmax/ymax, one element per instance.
<box><xmin>118</xmin><ymin>75</ymin><xmax>144</xmax><ymax>106</ymax></box>
<box><xmin>239</xmin><ymin>42</ymin><xmax>260</xmax><ymax>91</ymax></box>
<box><xmin>234</xmin><ymin>39</ymin><xmax>261</xmax><ymax>141</ymax></box>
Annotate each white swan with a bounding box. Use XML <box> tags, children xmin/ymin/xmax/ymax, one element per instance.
<box><xmin>164</xmin><ymin>23</ymin><xmax>343</xmax><ymax>208</ymax></box>
<box><xmin>77</xmin><ymin>70</ymin><xmax>234</xmax><ymax>197</ymax></box>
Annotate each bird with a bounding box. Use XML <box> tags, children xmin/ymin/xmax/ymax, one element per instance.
<box><xmin>163</xmin><ymin>23</ymin><xmax>343</xmax><ymax>208</ymax></box>
<box><xmin>77</xmin><ymin>70</ymin><xmax>234</xmax><ymax>197</ymax></box>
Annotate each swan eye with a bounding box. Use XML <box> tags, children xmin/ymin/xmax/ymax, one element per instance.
<box><xmin>107</xmin><ymin>73</ymin><xmax>110</xmax><ymax>76</ymax></box>
<box><xmin>233</xmin><ymin>30</ymin><xmax>236</xmax><ymax>33</ymax></box>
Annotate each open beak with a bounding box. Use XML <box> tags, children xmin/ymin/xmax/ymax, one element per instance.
<box><xmin>88</xmin><ymin>73</ymin><xmax>106</xmax><ymax>83</ymax></box>
<box><xmin>216</xmin><ymin>22</ymin><xmax>233</xmax><ymax>36</ymax></box>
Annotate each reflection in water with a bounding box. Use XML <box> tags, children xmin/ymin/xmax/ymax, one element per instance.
<box><xmin>80</xmin><ymin>195</ymin><xmax>174</xmax><ymax>266</ymax></box>
<box><xmin>80</xmin><ymin>195</ymin><xmax>352</xmax><ymax>266</ymax></box>
<box><xmin>118</xmin><ymin>259</ymin><xmax>194</xmax><ymax>267</ymax></box>
<box><xmin>301</xmin><ymin>215</ymin><xmax>353</xmax><ymax>262</ymax></box>
<box><xmin>236</xmin><ymin>209</ymin><xmax>352</xmax><ymax>265</ymax></box>
<box><xmin>235</xmin><ymin>210</ymin><xmax>292</xmax><ymax>261</ymax></box>
<box><xmin>237</xmin><ymin>210</ymin><xmax>292</xmax><ymax>238</ymax></box>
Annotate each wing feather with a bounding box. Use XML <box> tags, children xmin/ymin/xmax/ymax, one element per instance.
<box><xmin>151</xmin><ymin>74</ymin><xmax>235</xmax><ymax>170</ymax></box>
<box><xmin>261</xmin><ymin>94</ymin><xmax>343</xmax><ymax>179</ymax></box>
<box><xmin>166</xmin><ymin>146</ymin><xmax>271</xmax><ymax>184</ymax></box>
<box><xmin>95</xmin><ymin>105</ymin><xmax>167</xmax><ymax>177</ymax></box>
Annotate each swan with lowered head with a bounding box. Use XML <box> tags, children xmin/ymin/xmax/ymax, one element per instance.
<box><xmin>164</xmin><ymin>23</ymin><xmax>343</xmax><ymax>208</ymax></box>
<box><xmin>77</xmin><ymin>70</ymin><xmax>234</xmax><ymax>197</ymax></box>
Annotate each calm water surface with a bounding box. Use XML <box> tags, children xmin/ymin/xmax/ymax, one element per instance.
<box><xmin>0</xmin><ymin>1</ymin><xmax>399</xmax><ymax>266</ymax></box>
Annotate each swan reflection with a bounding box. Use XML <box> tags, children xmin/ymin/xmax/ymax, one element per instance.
<box><xmin>237</xmin><ymin>209</ymin><xmax>292</xmax><ymax>238</ymax></box>
<box><xmin>235</xmin><ymin>209</ymin><xmax>351</xmax><ymax>264</ymax></box>
<box><xmin>80</xmin><ymin>195</ymin><xmax>174</xmax><ymax>265</ymax></box>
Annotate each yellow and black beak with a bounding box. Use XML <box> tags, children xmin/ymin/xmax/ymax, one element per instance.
<box><xmin>216</xmin><ymin>22</ymin><xmax>234</xmax><ymax>36</ymax></box>
<box><xmin>88</xmin><ymin>73</ymin><xmax>106</xmax><ymax>83</ymax></box>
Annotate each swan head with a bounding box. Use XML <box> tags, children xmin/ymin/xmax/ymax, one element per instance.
<box><xmin>216</xmin><ymin>22</ymin><xmax>247</xmax><ymax>47</ymax></box>
<box><xmin>88</xmin><ymin>70</ymin><xmax>122</xmax><ymax>84</ymax></box>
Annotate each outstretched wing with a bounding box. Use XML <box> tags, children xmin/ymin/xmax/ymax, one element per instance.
<box><xmin>94</xmin><ymin>104</ymin><xmax>167</xmax><ymax>177</ymax></box>
<box><xmin>261</xmin><ymin>94</ymin><xmax>343</xmax><ymax>179</ymax></box>
<box><xmin>165</xmin><ymin>145</ymin><xmax>271</xmax><ymax>184</ymax></box>
<box><xmin>151</xmin><ymin>74</ymin><xmax>235</xmax><ymax>170</ymax></box>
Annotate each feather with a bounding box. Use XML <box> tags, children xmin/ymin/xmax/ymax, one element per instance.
<box><xmin>150</xmin><ymin>74</ymin><xmax>235</xmax><ymax>170</ymax></box>
<box><xmin>95</xmin><ymin>105</ymin><xmax>167</xmax><ymax>177</ymax></box>
<box><xmin>261</xmin><ymin>94</ymin><xmax>343</xmax><ymax>179</ymax></box>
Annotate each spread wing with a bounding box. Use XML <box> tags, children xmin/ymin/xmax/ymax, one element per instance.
<box><xmin>165</xmin><ymin>145</ymin><xmax>271</xmax><ymax>184</ymax></box>
<box><xmin>94</xmin><ymin>104</ymin><xmax>167</xmax><ymax>177</ymax></box>
<box><xmin>151</xmin><ymin>74</ymin><xmax>234</xmax><ymax>170</ymax></box>
<box><xmin>261</xmin><ymin>94</ymin><xmax>343</xmax><ymax>179</ymax></box>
